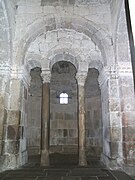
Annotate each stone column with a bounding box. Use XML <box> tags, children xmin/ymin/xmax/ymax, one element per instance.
<box><xmin>76</xmin><ymin>72</ymin><xmax>87</xmax><ymax>166</ymax></box>
<box><xmin>41</xmin><ymin>71</ymin><xmax>51</xmax><ymax>166</ymax></box>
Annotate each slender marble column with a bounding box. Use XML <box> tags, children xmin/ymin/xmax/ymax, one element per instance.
<box><xmin>76</xmin><ymin>72</ymin><xmax>87</xmax><ymax>166</ymax></box>
<box><xmin>41</xmin><ymin>71</ymin><xmax>51</xmax><ymax>166</ymax></box>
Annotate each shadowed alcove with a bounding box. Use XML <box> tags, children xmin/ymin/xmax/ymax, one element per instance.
<box><xmin>85</xmin><ymin>68</ymin><xmax>102</xmax><ymax>159</ymax></box>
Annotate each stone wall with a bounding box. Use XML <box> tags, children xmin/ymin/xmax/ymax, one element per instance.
<box><xmin>116</xmin><ymin>2</ymin><xmax>131</xmax><ymax>63</ymax></box>
<box><xmin>110</xmin><ymin>0</ymin><xmax>123</xmax><ymax>41</ymax></box>
<box><xmin>116</xmin><ymin>1</ymin><xmax>135</xmax><ymax>175</ymax></box>
<box><xmin>119</xmin><ymin>72</ymin><xmax>135</xmax><ymax>176</ymax></box>
<box><xmin>50</xmin><ymin>61</ymin><xmax>78</xmax><ymax>153</ymax></box>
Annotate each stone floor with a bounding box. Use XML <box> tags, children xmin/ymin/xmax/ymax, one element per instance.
<box><xmin>0</xmin><ymin>154</ymin><xmax>134</xmax><ymax>180</ymax></box>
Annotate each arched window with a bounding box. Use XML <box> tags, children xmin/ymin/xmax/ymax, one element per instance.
<box><xmin>60</xmin><ymin>93</ymin><xmax>68</xmax><ymax>104</ymax></box>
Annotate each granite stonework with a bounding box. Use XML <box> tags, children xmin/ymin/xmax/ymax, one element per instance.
<box><xmin>50</xmin><ymin>62</ymin><xmax>78</xmax><ymax>153</ymax></box>
<box><xmin>0</xmin><ymin>0</ymin><xmax>135</xmax><ymax>177</ymax></box>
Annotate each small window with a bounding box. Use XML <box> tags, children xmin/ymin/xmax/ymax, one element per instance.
<box><xmin>60</xmin><ymin>93</ymin><xmax>68</xmax><ymax>104</ymax></box>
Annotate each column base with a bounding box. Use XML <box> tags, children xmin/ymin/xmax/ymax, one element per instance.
<box><xmin>101</xmin><ymin>153</ymin><xmax>123</xmax><ymax>169</ymax></box>
<box><xmin>0</xmin><ymin>154</ymin><xmax>19</xmax><ymax>172</ymax></box>
<box><xmin>40</xmin><ymin>149</ymin><xmax>50</xmax><ymax>166</ymax></box>
<box><xmin>79</xmin><ymin>149</ymin><xmax>87</xmax><ymax>167</ymax></box>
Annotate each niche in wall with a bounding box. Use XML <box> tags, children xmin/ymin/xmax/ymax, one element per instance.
<box><xmin>50</xmin><ymin>61</ymin><xmax>78</xmax><ymax>154</ymax></box>
<box><xmin>27</xmin><ymin>67</ymin><xmax>42</xmax><ymax>156</ymax></box>
<box><xmin>85</xmin><ymin>68</ymin><xmax>102</xmax><ymax>157</ymax></box>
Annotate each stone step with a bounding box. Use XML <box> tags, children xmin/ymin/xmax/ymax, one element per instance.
<box><xmin>45</xmin><ymin>169</ymin><xmax>69</xmax><ymax>176</ymax></box>
<box><xmin>110</xmin><ymin>170</ymin><xmax>134</xmax><ymax>180</ymax></box>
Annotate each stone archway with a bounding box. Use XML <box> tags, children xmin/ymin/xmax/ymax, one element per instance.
<box><xmin>41</xmin><ymin>61</ymin><xmax>89</xmax><ymax>167</ymax></box>
<box><xmin>15</xmin><ymin>15</ymin><xmax>112</xmax><ymax>67</ymax></box>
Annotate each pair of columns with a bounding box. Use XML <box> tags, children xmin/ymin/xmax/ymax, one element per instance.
<box><xmin>40</xmin><ymin>71</ymin><xmax>87</xmax><ymax>166</ymax></box>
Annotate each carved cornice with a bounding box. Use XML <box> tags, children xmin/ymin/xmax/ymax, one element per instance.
<box><xmin>76</xmin><ymin>71</ymin><xmax>87</xmax><ymax>86</ymax></box>
<box><xmin>41</xmin><ymin>70</ymin><xmax>51</xmax><ymax>83</ymax></box>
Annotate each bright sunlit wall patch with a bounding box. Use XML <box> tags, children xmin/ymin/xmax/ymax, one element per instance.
<box><xmin>59</xmin><ymin>93</ymin><xmax>68</xmax><ymax>104</ymax></box>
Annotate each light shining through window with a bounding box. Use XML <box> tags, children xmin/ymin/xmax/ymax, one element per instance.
<box><xmin>60</xmin><ymin>93</ymin><xmax>68</xmax><ymax>104</ymax></box>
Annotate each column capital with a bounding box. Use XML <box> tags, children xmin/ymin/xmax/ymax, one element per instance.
<box><xmin>41</xmin><ymin>70</ymin><xmax>51</xmax><ymax>83</ymax></box>
<box><xmin>76</xmin><ymin>71</ymin><xmax>87</xmax><ymax>86</ymax></box>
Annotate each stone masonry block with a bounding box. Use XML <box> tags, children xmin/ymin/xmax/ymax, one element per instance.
<box><xmin>7</xmin><ymin>110</ymin><xmax>21</xmax><ymax>124</ymax></box>
<box><xmin>10</xmin><ymin>79</ymin><xmax>21</xmax><ymax>95</ymax></box>
<box><xmin>9</xmin><ymin>95</ymin><xmax>21</xmax><ymax>110</ymax></box>
<box><xmin>123</xmin><ymin>142</ymin><xmax>135</xmax><ymax>161</ymax></box>
<box><xmin>122</xmin><ymin>112</ymin><xmax>135</xmax><ymax>126</ymax></box>
<box><xmin>109</xmin><ymin>98</ymin><xmax>121</xmax><ymax>111</ymax></box>
<box><xmin>109</xmin><ymin>141</ymin><xmax>119</xmax><ymax>159</ymax></box>
<box><xmin>3</xmin><ymin>140</ymin><xmax>19</xmax><ymax>154</ymax></box>
<box><xmin>110</xmin><ymin>127</ymin><xmax>122</xmax><ymax>141</ymax></box>
<box><xmin>123</xmin><ymin>126</ymin><xmax>135</xmax><ymax>142</ymax></box>
<box><xmin>110</xmin><ymin>112</ymin><xmax>122</xmax><ymax>127</ymax></box>
<box><xmin>121</xmin><ymin>98</ymin><xmax>135</xmax><ymax>112</ymax></box>
<box><xmin>69</xmin><ymin>129</ymin><xmax>77</xmax><ymax>138</ymax></box>
<box><xmin>7</xmin><ymin>125</ymin><xmax>19</xmax><ymax>140</ymax></box>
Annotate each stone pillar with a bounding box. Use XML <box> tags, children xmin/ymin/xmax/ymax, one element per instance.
<box><xmin>2</xmin><ymin>77</ymin><xmax>22</xmax><ymax>169</ymax></box>
<box><xmin>41</xmin><ymin>71</ymin><xmax>51</xmax><ymax>166</ymax></box>
<box><xmin>98</xmin><ymin>66</ymin><xmax>123</xmax><ymax>168</ymax></box>
<box><xmin>76</xmin><ymin>72</ymin><xmax>87</xmax><ymax>166</ymax></box>
<box><xmin>1</xmin><ymin>66</ymin><xmax>30</xmax><ymax>171</ymax></box>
